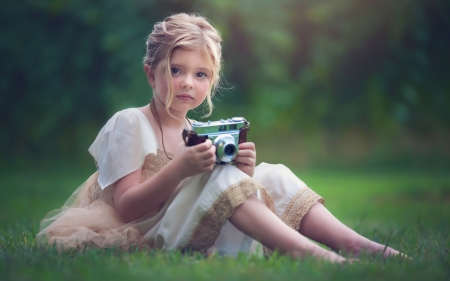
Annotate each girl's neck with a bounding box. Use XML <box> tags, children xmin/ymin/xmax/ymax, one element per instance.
<box><xmin>151</xmin><ymin>97</ymin><xmax>187</xmax><ymax>129</ymax></box>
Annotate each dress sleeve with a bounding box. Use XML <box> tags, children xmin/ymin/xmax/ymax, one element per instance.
<box><xmin>88</xmin><ymin>109</ymin><xmax>158</xmax><ymax>190</ymax></box>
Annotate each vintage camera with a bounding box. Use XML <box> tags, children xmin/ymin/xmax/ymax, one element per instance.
<box><xmin>182</xmin><ymin>117</ymin><xmax>250</xmax><ymax>164</ymax></box>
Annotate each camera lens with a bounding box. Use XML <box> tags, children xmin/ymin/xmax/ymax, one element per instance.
<box><xmin>224</xmin><ymin>144</ymin><xmax>235</xmax><ymax>156</ymax></box>
<box><xmin>213</xmin><ymin>134</ymin><xmax>238</xmax><ymax>163</ymax></box>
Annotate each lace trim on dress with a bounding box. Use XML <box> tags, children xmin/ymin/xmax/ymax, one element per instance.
<box><xmin>182</xmin><ymin>178</ymin><xmax>275</xmax><ymax>253</ymax></box>
<box><xmin>141</xmin><ymin>150</ymin><xmax>171</xmax><ymax>183</ymax></box>
<box><xmin>142</xmin><ymin>150</ymin><xmax>171</xmax><ymax>174</ymax></box>
<box><xmin>280</xmin><ymin>187</ymin><xmax>325</xmax><ymax>231</ymax></box>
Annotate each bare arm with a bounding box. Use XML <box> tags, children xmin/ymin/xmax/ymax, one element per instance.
<box><xmin>112</xmin><ymin>140</ymin><xmax>216</xmax><ymax>222</ymax></box>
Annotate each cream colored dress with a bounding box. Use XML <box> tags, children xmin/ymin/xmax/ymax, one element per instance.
<box><xmin>36</xmin><ymin>108</ymin><xmax>324</xmax><ymax>255</ymax></box>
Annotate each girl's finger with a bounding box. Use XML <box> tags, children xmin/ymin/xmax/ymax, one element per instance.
<box><xmin>194</xmin><ymin>139</ymin><xmax>213</xmax><ymax>152</ymax></box>
<box><xmin>237</xmin><ymin>149</ymin><xmax>255</xmax><ymax>158</ymax></box>
<box><xmin>238</xmin><ymin>142</ymin><xmax>255</xmax><ymax>151</ymax></box>
<box><xmin>200</xmin><ymin>146</ymin><xmax>216</xmax><ymax>160</ymax></box>
<box><xmin>234</xmin><ymin>156</ymin><xmax>255</xmax><ymax>166</ymax></box>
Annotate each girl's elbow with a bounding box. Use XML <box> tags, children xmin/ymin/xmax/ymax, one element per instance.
<box><xmin>121</xmin><ymin>212</ymin><xmax>136</xmax><ymax>223</ymax></box>
<box><xmin>115</xmin><ymin>201</ymin><xmax>139</xmax><ymax>223</ymax></box>
<box><xmin>113</xmin><ymin>184</ymin><xmax>140</xmax><ymax>222</ymax></box>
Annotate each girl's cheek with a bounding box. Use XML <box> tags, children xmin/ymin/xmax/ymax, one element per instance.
<box><xmin>199</xmin><ymin>80</ymin><xmax>210</xmax><ymax>90</ymax></box>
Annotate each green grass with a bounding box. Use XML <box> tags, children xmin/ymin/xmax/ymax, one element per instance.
<box><xmin>0</xmin><ymin>162</ymin><xmax>449</xmax><ymax>281</ymax></box>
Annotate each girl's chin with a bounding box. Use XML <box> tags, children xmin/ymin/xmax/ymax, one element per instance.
<box><xmin>170</xmin><ymin>103</ymin><xmax>198</xmax><ymax>113</ymax></box>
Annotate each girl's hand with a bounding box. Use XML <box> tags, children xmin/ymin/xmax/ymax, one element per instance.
<box><xmin>171</xmin><ymin>139</ymin><xmax>216</xmax><ymax>180</ymax></box>
<box><xmin>235</xmin><ymin>142</ymin><xmax>256</xmax><ymax>177</ymax></box>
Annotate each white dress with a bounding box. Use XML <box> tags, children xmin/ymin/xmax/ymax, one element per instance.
<box><xmin>36</xmin><ymin>108</ymin><xmax>324</xmax><ymax>256</ymax></box>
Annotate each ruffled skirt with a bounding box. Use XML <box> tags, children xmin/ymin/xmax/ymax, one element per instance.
<box><xmin>36</xmin><ymin>163</ymin><xmax>324</xmax><ymax>255</ymax></box>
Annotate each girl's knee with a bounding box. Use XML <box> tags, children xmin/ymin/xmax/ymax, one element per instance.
<box><xmin>257</xmin><ymin>163</ymin><xmax>294</xmax><ymax>179</ymax></box>
<box><xmin>268</xmin><ymin>164</ymin><xmax>305</xmax><ymax>185</ymax></box>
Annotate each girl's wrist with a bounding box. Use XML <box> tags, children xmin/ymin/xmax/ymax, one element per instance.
<box><xmin>166</xmin><ymin>158</ymin><xmax>188</xmax><ymax>183</ymax></box>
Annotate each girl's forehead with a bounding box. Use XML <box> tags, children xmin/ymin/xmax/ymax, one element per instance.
<box><xmin>170</xmin><ymin>48</ymin><xmax>212</xmax><ymax>68</ymax></box>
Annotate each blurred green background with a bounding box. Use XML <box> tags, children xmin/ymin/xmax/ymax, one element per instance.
<box><xmin>1</xmin><ymin>2</ymin><xmax>450</xmax><ymax>279</ymax></box>
<box><xmin>1</xmin><ymin>0</ymin><xmax>449</xmax><ymax>169</ymax></box>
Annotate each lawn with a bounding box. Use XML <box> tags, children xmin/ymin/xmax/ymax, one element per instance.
<box><xmin>1</xmin><ymin>161</ymin><xmax>449</xmax><ymax>281</ymax></box>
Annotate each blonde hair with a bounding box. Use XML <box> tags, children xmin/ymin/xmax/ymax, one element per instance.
<box><xmin>143</xmin><ymin>13</ymin><xmax>222</xmax><ymax>117</ymax></box>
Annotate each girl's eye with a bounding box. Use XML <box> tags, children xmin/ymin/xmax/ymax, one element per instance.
<box><xmin>196</xmin><ymin>72</ymin><xmax>207</xmax><ymax>78</ymax></box>
<box><xmin>171</xmin><ymin>68</ymin><xmax>180</xmax><ymax>74</ymax></box>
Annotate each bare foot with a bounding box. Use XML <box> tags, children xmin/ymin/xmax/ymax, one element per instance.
<box><xmin>347</xmin><ymin>241</ymin><xmax>408</xmax><ymax>259</ymax></box>
<box><xmin>381</xmin><ymin>247</ymin><xmax>411</xmax><ymax>260</ymax></box>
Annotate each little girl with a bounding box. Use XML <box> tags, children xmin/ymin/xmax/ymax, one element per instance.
<box><xmin>37</xmin><ymin>13</ymin><xmax>402</xmax><ymax>263</ymax></box>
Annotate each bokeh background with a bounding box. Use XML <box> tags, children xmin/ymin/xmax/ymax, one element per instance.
<box><xmin>1</xmin><ymin>0</ymin><xmax>449</xmax><ymax>169</ymax></box>
<box><xmin>1</xmin><ymin>3</ymin><xmax>450</xmax><ymax>278</ymax></box>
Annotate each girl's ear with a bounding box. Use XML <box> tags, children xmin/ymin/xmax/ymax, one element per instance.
<box><xmin>144</xmin><ymin>64</ymin><xmax>156</xmax><ymax>88</ymax></box>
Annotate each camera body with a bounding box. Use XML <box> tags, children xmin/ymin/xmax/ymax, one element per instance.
<box><xmin>183</xmin><ymin>117</ymin><xmax>250</xmax><ymax>164</ymax></box>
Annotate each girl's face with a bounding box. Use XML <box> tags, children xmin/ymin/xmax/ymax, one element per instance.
<box><xmin>146</xmin><ymin>48</ymin><xmax>212</xmax><ymax>114</ymax></box>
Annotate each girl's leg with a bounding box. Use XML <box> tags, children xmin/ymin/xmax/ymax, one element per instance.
<box><xmin>299</xmin><ymin>203</ymin><xmax>400</xmax><ymax>257</ymax></box>
<box><xmin>229</xmin><ymin>194</ymin><xmax>346</xmax><ymax>263</ymax></box>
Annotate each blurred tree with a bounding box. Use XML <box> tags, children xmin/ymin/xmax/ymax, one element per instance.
<box><xmin>1</xmin><ymin>0</ymin><xmax>449</xmax><ymax>164</ymax></box>
<box><xmin>0</xmin><ymin>0</ymin><xmax>200</xmax><ymax>158</ymax></box>
<box><xmin>203</xmin><ymin>0</ymin><xmax>450</xmax><ymax>134</ymax></box>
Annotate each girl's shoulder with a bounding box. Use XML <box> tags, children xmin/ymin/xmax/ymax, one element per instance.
<box><xmin>93</xmin><ymin>107</ymin><xmax>156</xmax><ymax>143</ymax></box>
<box><xmin>89</xmin><ymin>107</ymin><xmax>158</xmax><ymax>189</ymax></box>
<box><xmin>95</xmin><ymin>107</ymin><xmax>156</xmax><ymax>137</ymax></box>
<box><xmin>105</xmin><ymin>107</ymin><xmax>149</xmax><ymax>127</ymax></box>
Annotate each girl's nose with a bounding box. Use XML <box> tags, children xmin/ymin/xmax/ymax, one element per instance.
<box><xmin>181</xmin><ymin>75</ymin><xmax>194</xmax><ymax>89</ymax></box>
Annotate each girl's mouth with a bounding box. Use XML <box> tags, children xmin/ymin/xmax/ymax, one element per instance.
<box><xmin>176</xmin><ymin>94</ymin><xmax>193</xmax><ymax>100</ymax></box>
